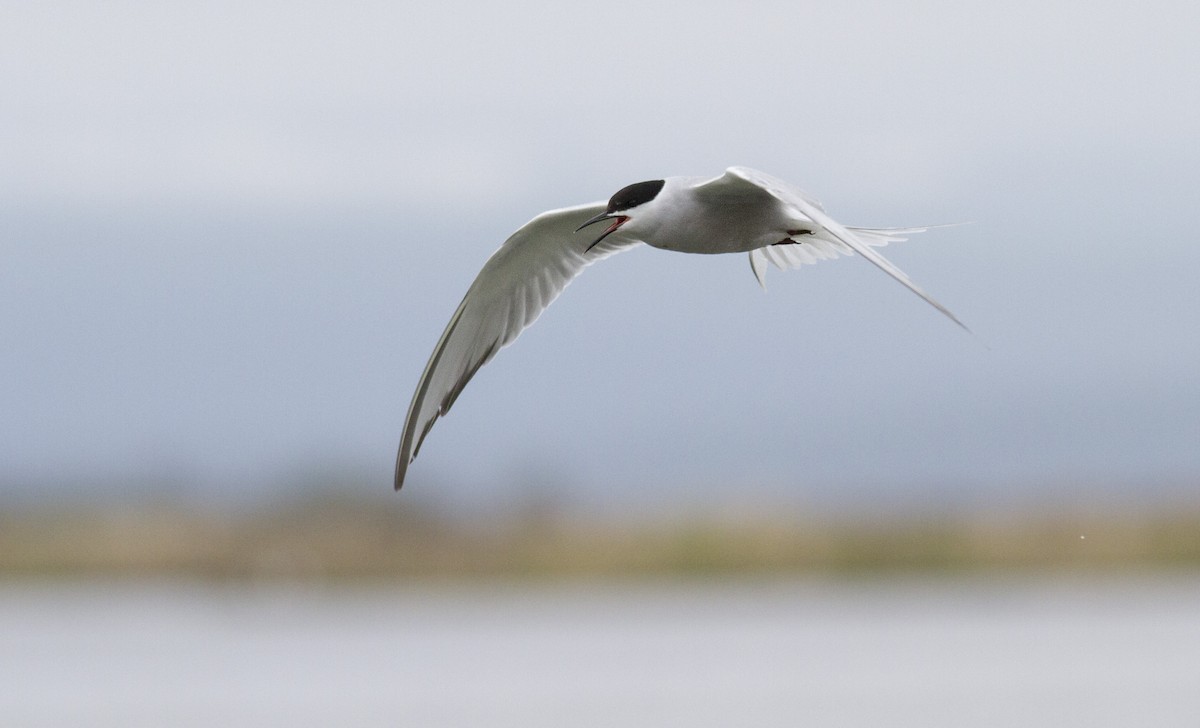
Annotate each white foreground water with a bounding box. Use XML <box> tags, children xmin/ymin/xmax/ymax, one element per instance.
<box><xmin>3</xmin><ymin>576</ymin><xmax>1198</xmax><ymax>727</ymax></box>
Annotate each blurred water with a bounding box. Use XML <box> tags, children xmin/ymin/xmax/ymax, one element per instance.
<box><xmin>3</xmin><ymin>576</ymin><xmax>1198</xmax><ymax>727</ymax></box>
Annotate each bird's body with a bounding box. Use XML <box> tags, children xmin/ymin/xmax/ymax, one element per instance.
<box><xmin>394</xmin><ymin>167</ymin><xmax>964</xmax><ymax>491</ymax></box>
<box><xmin>622</xmin><ymin>174</ymin><xmax>794</xmax><ymax>254</ymax></box>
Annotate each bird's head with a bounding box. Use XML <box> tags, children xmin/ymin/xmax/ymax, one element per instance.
<box><xmin>575</xmin><ymin>179</ymin><xmax>666</xmax><ymax>251</ymax></box>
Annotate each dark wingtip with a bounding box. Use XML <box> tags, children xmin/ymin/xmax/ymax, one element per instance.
<box><xmin>394</xmin><ymin>455</ymin><xmax>409</xmax><ymax>492</ymax></box>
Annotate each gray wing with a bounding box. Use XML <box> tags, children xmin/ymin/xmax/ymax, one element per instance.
<box><xmin>724</xmin><ymin>167</ymin><xmax>968</xmax><ymax>331</ymax></box>
<box><xmin>395</xmin><ymin>202</ymin><xmax>639</xmax><ymax>490</ymax></box>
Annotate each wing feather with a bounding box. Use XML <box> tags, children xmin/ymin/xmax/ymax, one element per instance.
<box><xmin>395</xmin><ymin>202</ymin><xmax>639</xmax><ymax>490</ymax></box>
<box><xmin>727</xmin><ymin>167</ymin><xmax>968</xmax><ymax>331</ymax></box>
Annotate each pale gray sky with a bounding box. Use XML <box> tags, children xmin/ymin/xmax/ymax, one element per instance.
<box><xmin>2</xmin><ymin>1</ymin><xmax>1198</xmax><ymax>508</ymax></box>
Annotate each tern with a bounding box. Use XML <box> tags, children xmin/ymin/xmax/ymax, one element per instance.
<box><xmin>394</xmin><ymin>166</ymin><xmax>964</xmax><ymax>490</ymax></box>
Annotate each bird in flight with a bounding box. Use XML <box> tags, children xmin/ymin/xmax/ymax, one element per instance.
<box><xmin>394</xmin><ymin>167</ymin><xmax>965</xmax><ymax>490</ymax></box>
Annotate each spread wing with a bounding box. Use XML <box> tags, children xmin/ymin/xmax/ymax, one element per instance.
<box><xmin>395</xmin><ymin>202</ymin><xmax>639</xmax><ymax>490</ymax></box>
<box><xmin>725</xmin><ymin>167</ymin><xmax>968</xmax><ymax>331</ymax></box>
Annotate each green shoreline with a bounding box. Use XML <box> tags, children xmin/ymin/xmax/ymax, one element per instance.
<box><xmin>4</xmin><ymin>495</ymin><xmax>1199</xmax><ymax>580</ymax></box>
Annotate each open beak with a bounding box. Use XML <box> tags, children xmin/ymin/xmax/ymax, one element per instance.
<box><xmin>576</xmin><ymin>212</ymin><xmax>629</xmax><ymax>252</ymax></box>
